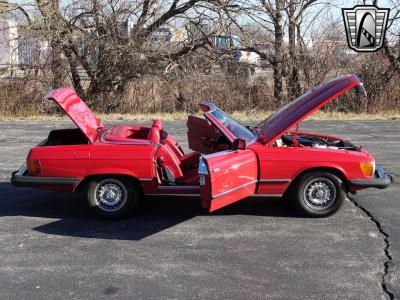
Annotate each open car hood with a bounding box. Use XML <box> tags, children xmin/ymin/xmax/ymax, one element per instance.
<box><xmin>46</xmin><ymin>88</ymin><xmax>104</xmax><ymax>143</ymax></box>
<box><xmin>258</xmin><ymin>75</ymin><xmax>363</xmax><ymax>144</ymax></box>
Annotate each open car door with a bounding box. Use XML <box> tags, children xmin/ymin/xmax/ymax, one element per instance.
<box><xmin>199</xmin><ymin>149</ymin><xmax>258</xmax><ymax>212</ymax></box>
<box><xmin>187</xmin><ymin>116</ymin><xmax>218</xmax><ymax>154</ymax></box>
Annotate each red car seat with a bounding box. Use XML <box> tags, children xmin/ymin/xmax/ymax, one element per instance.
<box><xmin>152</xmin><ymin>119</ymin><xmax>163</xmax><ymax>130</ymax></box>
<box><xmin>157</xmin><ymin>147</ymin><xmax>200</xmax><ymax>184</ymax></box>
<box><xmin>148</xmin><ymin>120</ymin><xmax>162</xmax><ymax>143</ymax></box>
<box><xmin>152</xmin><ymin>119</ymin><xmax>200</xmax><ymax>184</ymax></box>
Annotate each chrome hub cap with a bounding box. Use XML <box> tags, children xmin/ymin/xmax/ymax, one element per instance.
<box><xmin>303</xmin><ymin>178</ymin><xmax>336</xmax><ymax>210</ymax></box>
<box><xmin>94</xmin><ymin>179</ymin><xmax>127</xmax><ymax>212</ymax></box>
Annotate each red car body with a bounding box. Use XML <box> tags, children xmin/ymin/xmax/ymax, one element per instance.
<box><xmin>11</xmin><ymin>75</ymin><xmax>393</xmax><ymax>217</ymax></box>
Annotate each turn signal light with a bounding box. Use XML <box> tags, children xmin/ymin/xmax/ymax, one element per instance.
<box><xmin>360</xmin><ymin>161</ymin><xmax>375</xmax><ymax>177</ymax></box>
<box><xmin>27</xmin><ymin>159</ymin><xmax>42</xmax><ymax>175</ymax></box>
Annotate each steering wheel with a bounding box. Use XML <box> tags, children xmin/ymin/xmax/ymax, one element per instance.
<box><xmin>211</xmin><ymin>130</ymin><xmax>230</xmax><ymax>152</ymax></box>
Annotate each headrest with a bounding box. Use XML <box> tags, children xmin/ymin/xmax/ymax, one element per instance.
<box><xmin>152</xmin><ymin>119</ymin><xmax>163</xmax><ymax>130</ymax></box>
<box><xmin>148</xmin><ymin>127</ymin><xmax>160</xmax><ymax>143</ymax></box>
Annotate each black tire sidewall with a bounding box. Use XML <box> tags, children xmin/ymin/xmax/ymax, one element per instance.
<box><xmin>293</xmin><ymin>172</ymin><xmax>345</xmax><ymax>217</ymax></box>
<box><xmin>86</xmin><ymin>176</ymin><xmax>139</xmax><ymax>219</ymax></box>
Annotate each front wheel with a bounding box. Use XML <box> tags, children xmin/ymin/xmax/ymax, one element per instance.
<box><xmin>86</xmin><ymin>176</ymin><xmax>140</xmax><ymax>219</ymax></box>
<box><xmin>292</xmin><ymin>171</ymin><xmax>345</xmax><ymax>217</ymax></box>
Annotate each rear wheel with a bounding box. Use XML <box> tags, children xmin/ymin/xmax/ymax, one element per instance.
<box><xmin>292</xmin><ymin>171</ymin><xmax>345</xmax><ymax>217</ymax></box>
<box><xmin>86</xmin><ymin>176</ymin><xmax>140</xmax><ymax>219</ymax></box>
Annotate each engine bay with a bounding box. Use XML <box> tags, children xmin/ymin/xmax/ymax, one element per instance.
<box><xmin>276</xmin><ymin>133</ymin><xmax>360</xmax><ymax>151</ymax></box>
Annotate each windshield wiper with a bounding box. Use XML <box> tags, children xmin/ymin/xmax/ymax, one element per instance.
<box><xmin>247</xmin><ymin>125</ymin><xmax>259</xmax><ymax>134</ymax></box>
<box><xmin>246</xmin><ymin>126</ymin><xmax>260</xmax><ymax>133</ymax></box>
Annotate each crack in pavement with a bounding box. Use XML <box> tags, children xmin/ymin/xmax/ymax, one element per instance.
<box><xmin>348</xmin><ymin>196</ymin><xmax>394</xmax><ymax>299</ymax></box>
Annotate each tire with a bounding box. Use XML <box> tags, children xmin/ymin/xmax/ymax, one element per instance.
<box><xmin>291</xmin><ymin>171</ymin><xmax>345</xmax><ymax>217</ymax></box>
<box><xmin>86</xmin><ymin>176</ymin><xmax>140</xmax><ymax>219</ymax></box>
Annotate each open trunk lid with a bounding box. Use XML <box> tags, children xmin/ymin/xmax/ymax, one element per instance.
<box><xmin>258</xmin><ymin>75</ymin><xmax>363</xmax><ymax>144</ymax></box>
<box><xmin>45</xmin><ymin>88</ymin><xmax>104</xmax><ymax>143</ymax></box>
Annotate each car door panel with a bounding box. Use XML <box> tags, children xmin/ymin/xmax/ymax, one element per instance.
<box><xmin>199</xmin><ymin>149</ymin><xmax>258</xmax><ymax>212</ymax></box>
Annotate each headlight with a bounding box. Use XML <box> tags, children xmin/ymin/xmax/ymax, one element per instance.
<box><xmin>360</xmin><ymin>161</ymin><xmax>375</xmax><ymax>177</ymax></box>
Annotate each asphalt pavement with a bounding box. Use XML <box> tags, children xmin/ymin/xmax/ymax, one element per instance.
<box><xmin>0</xmin><ymin>119</ymin><xmax>399</xmax><ymax>299</ymax></box>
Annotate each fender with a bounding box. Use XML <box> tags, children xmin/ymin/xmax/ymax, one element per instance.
<box><xmin>74</xmin><ymin>167</ymin><xmax>152</xmax><ymax>192</ymax></box>
<box><xmin>292</xmin><ymin>162</ymin><xmax>349</xmax><ymax>183</ymax></box>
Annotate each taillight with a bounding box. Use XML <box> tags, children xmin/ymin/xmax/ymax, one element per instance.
<box><xmin>27</xmin><ymin>159</ymin><xmax>42</xmax><ymax>175</ymax></box>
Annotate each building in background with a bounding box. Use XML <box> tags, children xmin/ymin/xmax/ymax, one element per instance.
<box><xmin>0</xmin><ymin>11</ymin><xmax>48</xmax><ymax>77</ymax></box>
<box><xmin>0</xmin><ymin>13</ymin><xmax>19</xmax><ymax>69</ymax></box>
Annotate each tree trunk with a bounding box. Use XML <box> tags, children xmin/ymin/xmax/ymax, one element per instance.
<box><xmin>51</xmin><ymin>42</ymin><xmax>64</xmax><ymax>88</ymax></box>
<box><xmin>63</xmin><ymin>47</ymin><xmax>85</xmax><ymax>98</ymax></box>
<box><xmin>49</xmin><ymin>0</ymin><xmax>64</xmax><ymax>89</ymax></box>
<box><xmin>273</xmin><ymin>0</ymin><xmax>284</xmax><ymax>105</ymax></box>
<box><xmin>288</xmin><ymin>2</ymin><xmax>301</xmax><ymax>98</ymax></box>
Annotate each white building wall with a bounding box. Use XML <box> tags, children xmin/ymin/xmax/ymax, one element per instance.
<box><xmin>0</xmin><ymin>17</ymin><xmax>19</xmax><ymax>66</ymax></box>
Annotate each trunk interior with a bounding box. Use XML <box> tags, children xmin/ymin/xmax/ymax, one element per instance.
<box><xmin>41</xmin><ymin>128</ymin><xmax>89</xmax><ymax>146</ymax></box>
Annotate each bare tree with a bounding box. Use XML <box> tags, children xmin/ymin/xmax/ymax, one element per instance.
<box><xmin>285</xmin><ymin>0</ymin><xmax>319</xmax><ymax>98</ymax></box>
<box><xmin>7</xmin><ymin>0</ymin><xmax>239</xmax><ymax>101</ymax></box>
<box><xmin>258</xmin><ymin>0</ymin><xmax>285</xmax><ymax>103</ymax></box>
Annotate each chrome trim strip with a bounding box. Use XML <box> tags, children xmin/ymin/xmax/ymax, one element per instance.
<box><xmin>139</xmin><ymin>178</ymin><xmax>153</xmax><ymax>182</ymax></box>
<box><xmin>250</xmin><ymin>194</ymin><xmax>283</xmax><ymax>198</ymax></box>
<box><xmin>198</xmin><ymin>157</ymin><xmax>209</xmax><ymax>175</ymax></box>
<box><xmin>200</xmin><ymin>101</ymin><xmax>217</xmax><ymax>113</ymax></box>
<box><xmin>158</xmin><ymin>185</ymin><xmax>200</xmax><ymax>190</ymax></box>
<box><xmin>203</xmin><ymin>150</ymin><xmax>233</xmax><ymax>159</ymax></box>
<box><xmin>213</xmin><ymin>180</ymin><xmax>257</xmax><ymax>199</ymax></box>
<box><xmin>258</xmin><ymin>179</ymin><xmax>291</xmax><ymax>183</ymax></box>
<box><xmin>145</xmin><ymin>192</ymin><xmax>282</xmax><ymax>198</ymax></box>
<box><xmin>146</xmin><ymin>194</ymin><xmax>200</xmax><ymax>197</ymax></box>
<box><xmin>11</xmin><ymin>172</ymin><xmax>79</xmax><ymax>187</ymax></box>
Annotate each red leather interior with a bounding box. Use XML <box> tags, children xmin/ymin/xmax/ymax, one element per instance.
<box><xmin>102</xmin><ymin>120</ymin><xmax>198</xmax><ymax>183</ymax></box>
<box><xmin>102</xmin><ymin>125</ymin><xmax>149</xmax><ymax>142</ymax></box>
<box><xmin>153</xmin><ymin>119</ymin><xmax>163</xmax><ymax>130</ymax></box>
<box><xmin>147</xmin><ymin>118</ymin><xmax>199</xmax><ymax>184</ymax></box>
<box><xmin>156</xmin><ymin>144</ymin><xmax>184</xmax><ymax>180</ymax></box>
<box><xmin>148</xmin><ymin>120</ymin><xmax>163</xmax><ymax>143</ymax></box>
<box><xmin>156</xmin><ymin>143</ymin><xmax>200</xmax><ymax>184</ymax></box>
<box><xmin>163</xmin><ymin>135</ymin><xmax>183</xmax><ymax>157</ymax></box>
<box><xmin>182</xmin><ymin>167</ymin><xmax>199</xmax><ymax>185</ymax></box>
<box><xmin>187</xmin><ymin>115</ymin><xmax>217</xmax><ymax>154</ymax></box>
<box><xmin>148</xmin><ymin>127</ymin><xmax>160</xmax><ymax>143</ymax></box>
<box><xmin>180</xmin><ymin>152</ymin><xmax>200</xmax><ymax>171</ymax></box>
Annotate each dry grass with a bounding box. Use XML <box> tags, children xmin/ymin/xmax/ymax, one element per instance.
<box><xmin>1</xmin><ymin>110</ymin><xmax>399</xmax><ymax>122</ymax></box>
<box><xmin>1</xmin><ymin>74</ymin><xmax>399</xmax><ymax>122</ymax></box>
<box><xmin>231</xmin><ymin>110</ymin><xmax>400</xmax><ymax>121</ymax></box>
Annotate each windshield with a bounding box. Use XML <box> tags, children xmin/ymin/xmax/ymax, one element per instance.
<box><xmin>210</xmin><ymin>108</ymin><xmax>256</xmax><ymax>143</ymax></box>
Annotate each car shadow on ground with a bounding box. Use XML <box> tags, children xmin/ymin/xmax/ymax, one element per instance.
<box><xmin>0</xmin><ymin>182</ymin><xmax>299</xmax><ymax>241</ymax></box>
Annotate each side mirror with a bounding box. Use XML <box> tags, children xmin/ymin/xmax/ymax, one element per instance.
<box><xmin>233</xmin><ymin>138</ymin><xmax>246</xmax><ymax>150</ymax></box>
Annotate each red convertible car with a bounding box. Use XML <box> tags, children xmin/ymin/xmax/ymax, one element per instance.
<box><xmin>11</xmin><ymin>75</ymin><xmax>393</xmax><ymax>218</ymax></box>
